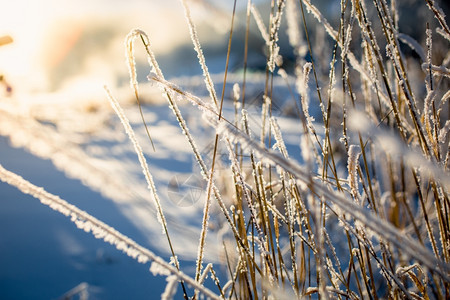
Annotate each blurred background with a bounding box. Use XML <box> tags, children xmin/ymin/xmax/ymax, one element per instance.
<box><xmin>1</xmin><ymin>0</ymin><xmax>447</xmax><ymax>98</ymax></box>
<box><xmin>0</xmin><ymin>0</ymin><xmax>270</xmax><ymax>97</ymax></box>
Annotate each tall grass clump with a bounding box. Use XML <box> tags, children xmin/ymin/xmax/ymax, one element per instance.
<box><xmin>1</xmin><ymin>0</ymin><xmax>449</xmax><ymax>299</ymax></box>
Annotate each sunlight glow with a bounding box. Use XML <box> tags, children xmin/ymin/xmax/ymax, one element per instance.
<box><xmin>0</xmin><ymin>0</ymin><xmax>207</xmax><ymax>96</ymax></box>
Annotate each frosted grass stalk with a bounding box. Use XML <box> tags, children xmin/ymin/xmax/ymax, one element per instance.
<box><xmin>125</xmin><ymin>30</ymin><xmax>140</xmax><ymax>93</ymax></box>
<box><xmin>198</xmin><ymin>263</ymin><xmax>213</xmax><ymax>285</ymax></box>
<box><xmin>424</xmin><ymin>0</ymin><xmax>450</xmax><ymax>37</ymax></box>
<box><xmin>232</xmin><ymin>83</ymin><xmax>240</xmax><ymax>104</ymax></box>
<box><xmin>347</xmin><ymin>145</ymin><xmax>361</xmax><ymax>201</ymax></box>
<box><xmin>296</xmin><ymin>62</ymin><xmax>323</xmax><ymax>167</ymax></box>
<box><xmin>105</xmin><ymin>87</ymin><xmax>167</xmax><ymax>234</ymax></box>
<box><xmin>323</xmin><ymin>230</ymin><xmax>342</xmax><ymax>281</ymax></box>
<box><xmin>423</xmin><ymin>91</ymin><xmax>436</xmax><ymax>152</ymax></box>
<box><xmin>341</xmin><ymin>3</ymin><xmax>355</xmax><ymax>80</ymax></box>
<box><xmin>313</xmin><ymin>199</ymin><xmax>329</xmax><ymax>300</ymax></box>
<box><xmin>215</xmin><ymin>118</ymin><xmax>450</xmax><ymax>281</ymax></box>
<box><xmin>438</xmin><ymin>120</ymin><xmax>450</xmax><ymax>143</ymax></box>
<box><xmin>127</xmin><ymin>29</ymin><xmax>163</xmax><ymax>79</ymax></box>
<box><xmin>125</xmin><ymin>30</ymin><xmax>156</xmax><ymax>151</ymax></box>
<box><xmin>325</xmin><ymin>257</ymin><xmax>340</xmax><ymax>291</ymax></box>
<box><xmin>194</xmin><ymin>165</ymin><xmax>213</xmax><ymax>284</ymax></box>
<box><xmin>397</xmin><ymin>33</ymin><xmax>426</xmax><ymax>62</ymax></box>
<box><xmin>148</xmin><ymin>74</ymin><xmax>217</xmax><ymax>120</ymax></box>
<box><xmin>300</xmin><ymin>134</ymin><xmax>314</xmax><ymax>169</ymax></box>
<box><xmin>301</xmin><ymin>0</ymin><xmax>337</xmax><ymax>39</ymax></box>
<box><xmin>251</xmin><ymin>4</ymin><xmax>270</xmax><ymax>44</ymax></box>
<box><xmin>438</xmin><ymin>90</ymin><xmax>450</xmax><ymax>116</ymax></box>
<box><xmin>296</xmin><ymin>62</ymin><xmax>315</xmax><ymax>134</ymax></box>
<box><xmin>436</xmin><ymin>27</ymin><xmax>450</xmax><ymax>42</ymax></box>
<box><xmin>0</xmin><ymin>164</ymin><xmax>221</xmax><ymax>300</ymax></box>
<box><xmin>221</xmin><ymin>280</ymin><xmax>233</xmax><ymax>296</ymax></box>
<box><xmin>233</xmin><ymin>83</ymin><xmax>241</xmax><ymax>127</ymax></box>
<box><xmin>261</xmin><ymin>95</ymin><xmax>271</xmax><ymax>144</ymax></box>
<box><xmin>105</xmin><ymin>86</ymin><xmax>187</xmax><ymax>283</ymax></box>
<box><xmin>267</xmin><ymin>0</ymin><xmax>286</xmax><ymax>72</ymax></box>
<box><xmin>277</xmin><ymin>169</ymin><xmax>303</xmax><ymax>295</ymax></box>
<box><xmin>180</xmin><ymin>0</ymin><xmax>219</xmax><ymax>108</ymax></box>
<box><xmin>270</xmin><ymin>117</ymin><xmax>288</xmax><ymax>158</ymax></box>
<box><xmin>423</xmin><ymin>64</ymin><xmax>450</xmax><ymax>78</ymax></box>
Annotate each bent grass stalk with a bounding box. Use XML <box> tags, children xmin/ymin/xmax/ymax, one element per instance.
<box><xmin>126</xmin><ymin>30</ymin><xmax>156</xmax><ymax>152</ymax></box>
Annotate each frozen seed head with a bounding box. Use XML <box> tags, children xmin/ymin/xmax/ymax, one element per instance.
<box><xmin>347</xmin><ymin>145</ymin><xmax>361</xmax><ymax>200</ymax></box>
<box><xmin>233</xmin><ymin>83</ymin><xmax>240</xmax><ymax>101</ymax></box>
